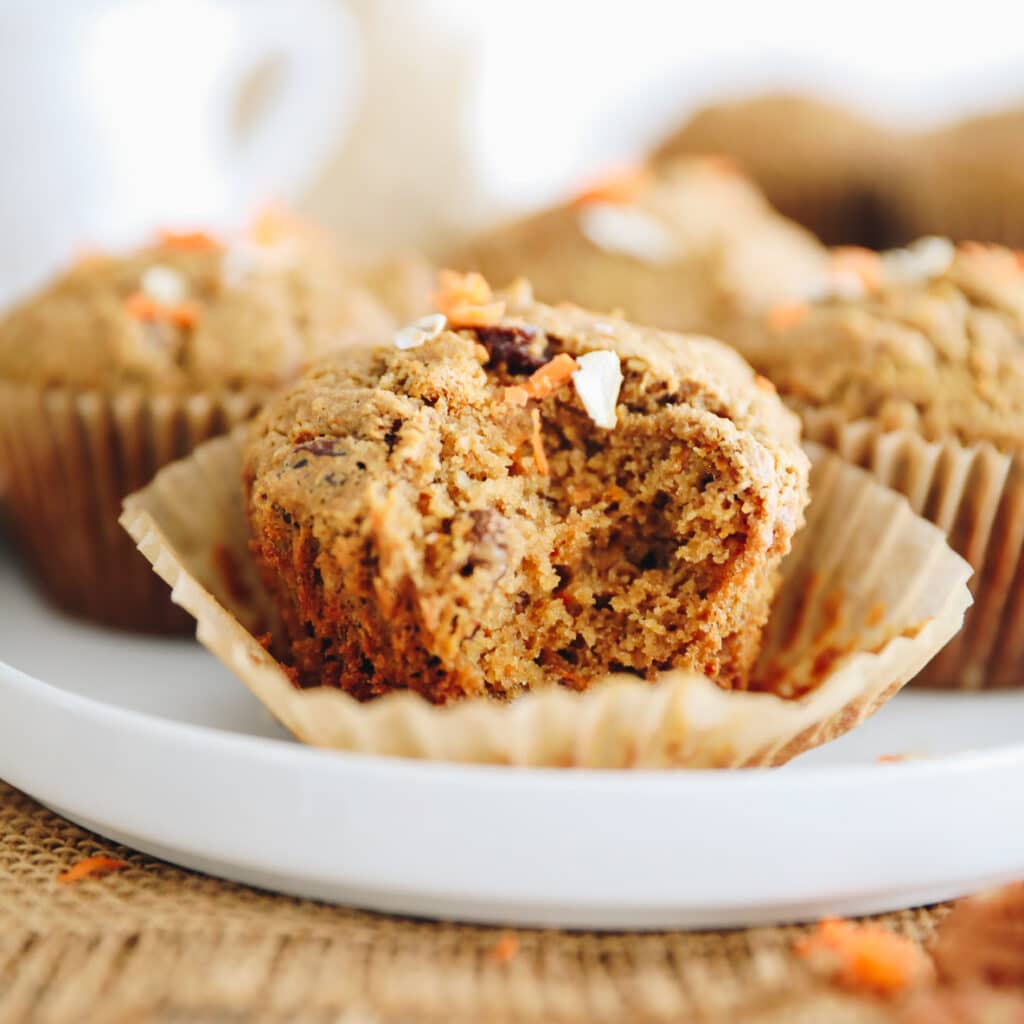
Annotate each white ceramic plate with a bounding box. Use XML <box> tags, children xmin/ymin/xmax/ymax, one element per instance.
<box><xmin>1</xmin><ymin>542</ymin><xmax>1023</xmax><ymax>930</ymax></box>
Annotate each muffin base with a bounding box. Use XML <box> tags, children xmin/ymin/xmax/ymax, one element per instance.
<box><xmin>0</xmin><ymin>383</ymin><xmax>260</xmax><ymax>632</ymax></box>
<box><xmin>120</xmin><ymin>433</ymin><xmax>972</xmax><ymax>768</ymax></box>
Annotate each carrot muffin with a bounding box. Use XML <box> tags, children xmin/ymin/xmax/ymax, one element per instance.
<box><xmin>449</xmin><ymin>158</ymin><xmax>830</xmax><ymax>340</ymax></box>
<box><xmin>653</xmin><ymin>94</ymin><xmax>909</xmax><ymax>249</ymax></box>
<box><xmin>0</xmin><ymin>213</ymin><xmax>392</xmax><ymax>631</ymax></box>
<box><xmin>736</xmin><ymin>238</ymin><xmax>1024</xmax><ymax>687</ymax></box>
<box><xmin>243</xmin><ymin>275</ymin><xmax>810</xmax><ymax>703</ymax></box>
<box><xmin>898</xmin><ymin>107</ymin><xmax>1024</xmax><ymax>248</ymax></box>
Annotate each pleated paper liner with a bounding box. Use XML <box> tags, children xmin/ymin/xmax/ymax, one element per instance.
<box><xmin>0</xmin><ymin>382</ymin><xmax>262</xmax><ymax>633</ymax></box>
<box><xmin>801</xmin><ymin>408</ymin><xmax>1024</xmax><ymax>690</ymax></box>
<box><xmin>120</xmin><ymin>431</ymin><xmax>971</xmax><ymax>768</ymax></box>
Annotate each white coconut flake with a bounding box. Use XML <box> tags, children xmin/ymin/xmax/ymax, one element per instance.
<box><xmin>394</xmin><ymin>313</ymin><xmax>447</xmax><ymax>350</ymax></box>
<box><xmin>578</xmin><ymin>203</ymin><xmax>677</xmax><ymax>265</ymax></box>
<box><xmin>882</xmin><ymin>236</ymin><xmax>955</xmax><ymax>286</ymax></box>
<box><xmin>572</xmin><ymin>350</ymin><xmax>623</xmax><ymax>429</ymax></box>
<box><xmin>141</xmin><ymin>265</ymin><xmax>188</xmax><ymax>306</ymax></box>
<box><xmin>221</xmin><ymin>238</ymin><xmax>300</xmax><ymax>289</ymax></box>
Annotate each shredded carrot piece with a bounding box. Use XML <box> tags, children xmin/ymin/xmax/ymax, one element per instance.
<box><xmin>830</xmin><ymin>247</ymin><xmax>882</xmax><ymax>291</ymax></box>
<box><xmin>503</xmin><ymin>385</ymin><xmax>529</xmax><ymax>407</ymax></box>
<box><xmin>530</xmin><ymin>408</ymin><xmax>549</xmax><ymax>476</ymax></box>
<box><xmin>766</xmin><ymin>302</ymin><xmax>809</xmax><ymax>331</ymax></box>
<box><xmin>753</xmin><ymin>374</ymin><xmax>776</xmax><ymax>393</ymax></box>
<box><xmin>124</xmin><ymin>293</ymin><xmax>202</xmax><ymax>329</ymax></box>
<box><xmin>523</xmin><ymin>353</ymin><xmax>578</xmax><ymax>400</ymax></box>
<box><xmin>157</xmin><ymin>229</ymin><xmax>221</xmax><ymax>252</ymax></box>
<box><xmin>446</xmin><ymin>301</ymin><xmax>506</xmax><ymax>327</ymax></box>
<box><xmin>489</xmin><ymin>932</ymin><xmax>520</xmax><ymax>964</ymax></box>
<box><xmin>795</xmin><ymin>918</ymin><xmax>926</xmax><ymax>997</ymax></box>
<box><xmin>165</xmin><ymin>301</ymin><xmax>201</xmax><ymax>328</ymax></box>
<box><xmin>877</xmin><ymin>753</ymin><xmax>907</xmax><ymax>764</ymax></box>
<box><xmin>58</xmin><ymin>855</ymin><xmax>128</xmax><ymax>885</ymax></box>
<box><xmin>435</xmin><ymin>269</ymin><xmax>491</xmax><ymax>307</ymax></box>
<box><xmin>569</xmin><ymin>164</ymin><xmax>651</xmax><ymax>207</ymax></box>
<box><xmin>124</xmin><ymin>292</ymin><xmax>162</xmax><ymax>321</ymax></box>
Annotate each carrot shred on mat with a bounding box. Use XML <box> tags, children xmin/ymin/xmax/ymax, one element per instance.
<box><xmin>795</xmin><ymin>918</ymin><xmax>927</xmax><ymax>997</ymax></box>
<box><xmin>530</xmin><ymin>408</ymin><xmax>549</xmax><ymax>476</ymax></box>
<box><xmin>766</xmin><ymin>302</ymin><xmax>809</xmax><ymax>331</ymax></box>
<box><xmin>569</xmin><ymin>164</ymin><xmax>650</xmax><ymax>207</ymax></box>
<box><xmin>489</xmin><ymin>932</ymin><xmax>520</xmax><ymax>964</ymax></box>
<box><xmin>157</xmin><ymin>229</ymin><xmax>221</xmax><ymax>252</ymax></box>
<box><xmin>58</xmin><ymin>856</ymin><xmax>128</xmax><ymax>885</ymax></box>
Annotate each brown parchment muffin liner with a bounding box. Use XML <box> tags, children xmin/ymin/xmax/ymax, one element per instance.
<box><xmin>120</xmin><ymin>432</ymin><xmax>971</xmax><ymax>768</ymax></box>
<box><xmin>802</xmin><ymin>408</ymin><xmax>1024</xmax><ymax>690</ymax></box>
<box><xmin>0</xmin><ymin>382</ymin><xmax>263</xmax><ymax>632</ymax></box>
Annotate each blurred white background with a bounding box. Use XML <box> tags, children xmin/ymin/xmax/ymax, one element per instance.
<box><xmin>2</xmin><ymin>0</ymin><xmax>1023</xmax><ymax>305</ymax></box>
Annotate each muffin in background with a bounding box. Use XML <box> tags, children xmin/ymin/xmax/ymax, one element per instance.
<box><xmin>734</xmin><ymin>238</ymin><xmax>1024</xmax><ymax>688</ymax></box>
<box><xmin>899</xmin><ymin>108</ymin><xmax>1024</xmax><ymax>249</ymax></box>
<box><xmin>360</xmin><ymin>250</ymin><xmax>436</xmax><ymax>324</ymax></box>
<box><xmin>653</xmin><ymin>94</ymin><xmax>910</xmax><ymax>249</ymax></box>
<box><xmin>242</xmin><ymin>276</ymin><xmax>810</xmax><ymax>703</ymax></box>
<box><xmin>0</xmin><ymin>212</ymin><xmax>393</xmax><ymax>632</ymax></box>
<box><xmin>449</xmin><ymin>157</ymin><xmax>830</xmax><ymax>339</ymax></box>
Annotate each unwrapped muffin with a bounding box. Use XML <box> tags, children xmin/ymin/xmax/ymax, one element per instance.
<box><xmin>0</xmin><ymin>213</ymin><xmax>392</xmax><ymax>631</ymax></box>
<box><xmin>652</xmin><ymin>94</ymin><xmax>909</xmax><ymax>249</ymax></box>
<box><xmin>243</xmin><ymin>276</ymin><xmax>810</xmax><ymax>703</ymax></box>
<box><xmin>449</xmin><ymin>158</ymin><xmax>829</xmax><ymax>338</ymax></box>
<box><xmin>733</xmin><ymin>238</ymin><xmax>1024</xmax><ymax>688</ymax></box>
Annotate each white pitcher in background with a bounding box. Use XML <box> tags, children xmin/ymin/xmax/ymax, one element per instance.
<box><xmin>0</xmin><ymin>0</ymin><xmax>360</xmax><ymax>306</ymax></box>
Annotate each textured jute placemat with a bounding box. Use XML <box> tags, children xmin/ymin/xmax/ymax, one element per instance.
<box><xmin>0</xmin><ymin>779</ymin><xmax>943</xmax><ymax>1024</ymax></box>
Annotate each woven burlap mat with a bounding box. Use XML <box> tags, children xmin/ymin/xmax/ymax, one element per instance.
<box><xmin>0</xmin><ymin>780</ymin><xmax>945</xmax><ymax>1024</ymax></box>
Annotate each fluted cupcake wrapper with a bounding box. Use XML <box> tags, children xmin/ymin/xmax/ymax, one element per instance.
<box><xmin>120</xmin><ymin>432</ymin><xmax>971</xmax><ymax>768</ymax></box>
<box><xmin>0</xmin><ymin>382</ymin><xmax>262</xmax><ymax>632</ymax></box>
<box><xmin>801</xmin><ymin>408</ymin><xmax>1024</xmax><ymax>689</ymax></box>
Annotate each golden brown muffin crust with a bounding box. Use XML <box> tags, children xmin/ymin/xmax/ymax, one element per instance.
<box><xmin>449</xmin><ymin>158</ymin><xmax>828</xmax><ymax>338</ymax></box>
<box><xmin>738</xmin><ymin>241</ymin><xmax>1024</xmax><ymax>449</ymax></box>
<box><xmin>0</xmin><ymin>229</ymin><xmax>392</xmax><ymax>393</ymax></box>
<box><xmin>244</xmin><ymin>282</ymin><xmax>809</xmax><ymax>704</ymax></box>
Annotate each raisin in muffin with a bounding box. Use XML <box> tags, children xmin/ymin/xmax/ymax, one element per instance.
<box><xmin>449</xmin><ymin>158</ymin><xmax>829</xmax><ymax>339</ymax></box>
<box><xmin>653</xmin><ymin>94</ymin><xmax>909</xmax><ymax>249</ymax></box>
<box><xmin>0</xmin><ymin>216</ymin><xmax>392</xmax><ymax>631</ymax></box>
<box><xmin>243</xmin><ymin>276</ymin><xmax>809</xmax><ymax>704</ymax></box>
<box><xmin>736</xmin><ymin>238</ymin><xmax>1024</xmax><ymax>688</ymax></box>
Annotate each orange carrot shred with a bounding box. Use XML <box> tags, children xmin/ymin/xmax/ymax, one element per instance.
<box><xmin>753</xmin><ymin>374</ymin><xmax>776</xmax><ymax>393</ymax></box>
<box><xmin>795</xmin><ymin>918</ymin><xmax>927</xmax><ymax>997</ymax></box>
<box><xmin>530</xmin><ymin>408</ymin><xmax>549</xmax><ymax>476</ymax></box>
<box><xmin>58</xmin><ymin>855</ymin><xmax>128</xmax><ymax>885</ymax></box>
<box><xmin>489</xmin><ymin>932</ymin><xmax>520</xmax><ymax>964</ymax></box>
<box><xmin>877</xmin><ymin>754</ymin><xmax>907</xmax><ymax>764</ymax></box>
<box><xmin>503</xmin><ymin>386</ymin><xmax>529</xmax><ymax>407</ymax></box>
<box><xmin>569</xmin><ymin>164</ymin><xmax>651</xmax><ymax>207</ymax></box>
<box><xmin>523</xmin><ymin>353</ymin><xmax>578</xmax><ymax>400</ymax></box>
<box><xmin>125</xmin><ymin>293</ymin><xmax>201</xmax><ymax>329</ymax></box>
<box><xmin>766</xmin><ymin>302</ymin><xmax>809</xmax><ymax>331</ymax></box>
<box><xmin>124</xmin><ymin>292</ymin><xmax>161</xmax><ymax>321</ymax></box>
<box><xmin>446</xmin><ymin>301</ymin><xmax>506</xmax><ymax>327</ymax></box>
<box><xmin>157</xmin><ymin>229</ymin><xmax>221</xmax><ymax>252</ymax></box>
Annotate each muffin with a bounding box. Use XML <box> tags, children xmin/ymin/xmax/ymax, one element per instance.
<box><xmin>0</xmin><ymin>215</ymin><xmax>392</xmax><ymax>631</ymax></box>
<box><xmin>360</xmin><ymin>251</ymin><xmax>436</xmax><ymax>324</ymax></box>
<box><xmin>733</xmin><ymin>238</ymin><xmax>1024</xmax><ymax>687</ymax></box>
<box><xmin>449</xmin><ymin>157</ymin><xmax>830</xmax><ymax>340</ymax></box>
<box><xmin>653</xmin><ymin>94</ymin><xmax>910</xmax><ymax>249</ymax></box>
<box><xmin>243</xmin><ymin>275</ymin><xmax>810</xmax><ymax>703</ymax></box>
<box><xmin>898</xmin><ymin>108</ymin><xmax>1024</xmax><ymax>248</ymax></box>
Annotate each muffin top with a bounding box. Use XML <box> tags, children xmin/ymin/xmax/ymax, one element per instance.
<box><xmin>652</xmin><ymin>95</ymin><xmax>904</xmax><ymax>248</ymax></box>
<box><xmin>0</xmin><ymin>211</ymin><xmax>393</xmax><ymax>393</ymax></box>
<box><xmin>737</xmin><ymin>239</ymin><xmax>1024</xmax><ymax>449</ymax></box>
<box><xmin>244</xmin><ymin>277</ymin><xmax>809</xmax><ymax>701</ymax></box>
<box><xmin>449</xmin><ymin>158</ymin><xmax>829</xmax><ymax>337</ymax></box>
